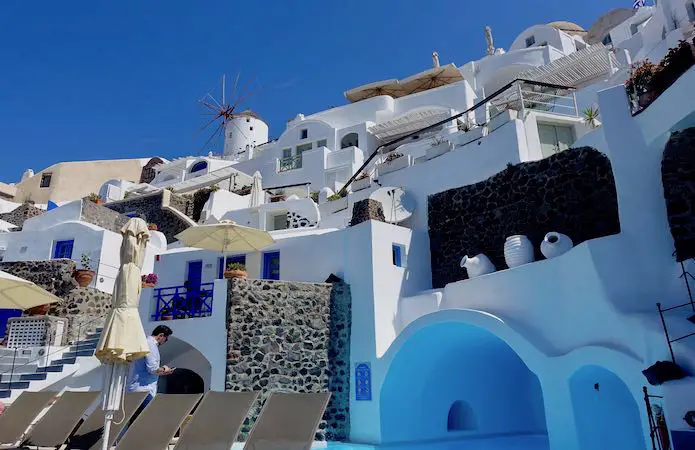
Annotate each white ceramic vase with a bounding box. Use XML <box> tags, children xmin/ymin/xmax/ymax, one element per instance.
<box><xmin>460</xmin><ymin>254</ymin><xmax>496</xmax><ymax>278</ymax></box>
<box><xmin>504</xmin><ymin>235</ymin><xmax>534</xmax><ymax>268</ymax></box>
<box><xmin>540</xmin><ymin>232</ymin><xmax>574</xmax><ymax>259</ymax></box>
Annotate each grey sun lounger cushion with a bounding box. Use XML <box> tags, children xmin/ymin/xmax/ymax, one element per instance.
<box><xmin>67</xmin><ymin>391</ymin><xmax>148</xmax><ymax>450</ymax></box>
<box><xmin>244</xmin><ymin>392</ymin><xmax>332</xmax><ymax>450</ymax></box>
<box><xmin>174</xmin><ymin>391</ymin><xmax>259</xmax><ymax>450</ymax></box>
<box><xmin>115</xmin><ymin>393</ymin><xmax>203</xmax><ymax>450</ymax></box>
<box><xmin>0</xmin><ymin>391</ymin><xmax>57</xmax><ymax>446</ymax></box>
<box><xmin>20</xmin><ymin>391</ymin><xmax>100</xmax><ymax>448</ymax></box>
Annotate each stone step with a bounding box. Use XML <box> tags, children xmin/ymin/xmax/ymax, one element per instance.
<box><xmin>37</xmin><ymin>365</ymin><xmax>64</xmax><ymax>373</ymax></box>
<box><xmin>0</xmin><ymin>372</ymin><xmax>47</xmax><ymax>383</ymax></box>
<box><xmin>62</xmin><ymin>349</ymin><xmax>95</xmax><ymax>359</ymax></box>
<box><xmin>0</xmin><ymin>381</ymin><xmax>29</xmax><ymax>390</ymax></box>
<box><xmin>51</xmin><ymin>357</ymin><xmax>76</xmax><ymax>366</ymax></box>
<box><xmin>0</xmin><ymin>363</ymin><xmax>39</xmax><ymax>374</ymax></box>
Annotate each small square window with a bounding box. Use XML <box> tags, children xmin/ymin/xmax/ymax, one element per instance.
<box><xmin>525</xmin><ymin>36</ymin><xmax>536</xmax><ymax>47</ymax></box>
<box><xmin>282</xmin><ymin>148</ymin><xmax>292</xmax><ymax>158</ymax></box>
<box><xmin>40</xmin><ymin>173</ymin><xmax>52</xmax><ymax>188</ymax></box>
<box><xmin>272</xmin><ymin>213</ymin><xmax>288</xmax><ymax>230</ymax></box>
<box><xmin>392</xmin><ymin>244</ymin><xmax>405</xmax><ymax>267</ymax></box>
<box><xmin>250</xmin><ymin>126</ymin><xmax>254</xmax><ymax>131</ymax></box>
<box><xmin>602</xmin><ymin>34</ymin><xmax>613</xmax><ymax>46</ymax></box>
<box><xmin>53</xmin><ymin>239</ymin><xmax>74</xmax><ymax>259</ymax></box>
<box><xmin>300</xmin><ymin>129</ymin><xmax>308</xmax><ymax>140</ymax></box>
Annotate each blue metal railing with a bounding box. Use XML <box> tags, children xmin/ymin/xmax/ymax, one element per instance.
<box><xmin>151</xmin><ymin>283</ymin><xmax>214</xmax><ymax>321</ymax></box>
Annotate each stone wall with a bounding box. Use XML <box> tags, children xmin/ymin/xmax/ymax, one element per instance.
<box><xmin>428</xmin><ymin>147</ymin><xmax>621</xmax><ymax>288</ymax></box>
<box><xmin>288</xmin><ymin>211</ymin><xmax>317</xmax><ymax>228</ymax></box>
<box><xmin>106</xmin><ymin>192</ymin><xmax>193</xmax><ymax>242</ymax></box>
<box><xmin>49</xmin><ymin>287</ymin><xmax>112</xmax><ymax>343</ymax></box>
<box><xmin>0</xmin><ymin>260</ymin><xmax>78</xmax><ymax>298</ymax></box>
<box><xmin>80</xmin><ymin>199</ymin><xmax>129</xmax><ymax>233</ymax></box>
<box><xmin>0</xmin><ymin>202</ymin><xmax>44</xmax><ymax>227</ymax></box>
<box><xmin>350</xmin><ymin>199</ymin><xmax>385</xmax><ymax>226</ymax></box>
<box><xmin>226</xmin><ymin>278</ymin><xmax>351</xmax><ymax>441</ymax></box>
<box><xmin>662</xmin><ymin>127</ymin><xmax>695</xmax><ymax>261</ymax></box>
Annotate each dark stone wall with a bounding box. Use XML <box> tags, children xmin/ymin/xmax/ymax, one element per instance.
<box><xmin>662</xmin><ymin>127</ymin><xmax>695</xmax><ymax>261</ymax></box>
<box><xmin>226</xmin><ymin>279</ymin><xmax>351</xmax><ymax>442</ymax></box>
<box><xmin>0</xmin><ymin>259</ymin><xmax>78</xmax><ymax>298</ymax></box>
<box><xmin>0</xmin><ymin>203</ymin><xmax>44</xmax><ymax>227</ymax></box>
<box><xmin>80</xmin><ymin>199</ymin><xmax>129</xmax><ymax>233</ymax></box>
<box><xmin>350</xmin><ymin>199</ymin><xmax>385</xmax><ymax>226</ymax></box>
<box><xmin>106</xmin><ymin>192</ymin><xmax>193</xmax><ymax>242</ymax></box>
<box><xmin>49</xmin><ymin>287</ymin><xmax>112</xmax><ymax>343</ymax></box>
<box><xmin>428</xmin><ymin>147</ymin><xmax>621</xmax><ymax>288</ymax></box>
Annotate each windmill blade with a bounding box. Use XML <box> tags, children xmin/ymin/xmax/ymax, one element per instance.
<box><xmin>199</xmin><ymin>98</ymin><xmax>222</xmax><ymax>114</ymax></box>
<box><xmin>232</xmin><ymin>72</ymin><xmax>241</xmax><ymax>104</ymax></box>
<box><xmin>206</xmin><ymin>93</ymin><xmax>224</xmax><ymax>110</ymax></box>
<box><xmin>199</xmin><ymin>122</ymin><xmax>224</xmax><ymax>154</ymax></box>
<box><xmin>200</xmin><ymin>113</ymin><xmax>223</xmax><ymax>132</ymax></box>
<box><xmin>232</xmin><ymin>83</ymin><xmax>262</xmax><ymax>114</ymax></box>
<box><xmin>231</xmin><ymin>120</ymin><xmax>250</xmax><ymax>140</ymax></box>
<box><xmin>230</xmin><ymin>76</ymin><xmax>257</xmax><ymax>112</ymax></box>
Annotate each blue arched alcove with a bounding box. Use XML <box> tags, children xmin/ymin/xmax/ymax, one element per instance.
<box><xmin>570</xmin><ymin>365</ymin><xmax>646</xmax><ymax>450</ymax></box>
<box><xmin>380</xmin><ymin>321</ymin><xmax>548</xmax><ymax>448</ymax></box>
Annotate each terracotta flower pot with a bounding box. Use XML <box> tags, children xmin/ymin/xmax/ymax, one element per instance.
<box><xmin>74</xmin><ymin>270</ymin><xmax>95</xmax><ymax>288</ymax></box>
<box><xmin>224</xmin><ymin>270</ymin><xmax>247</xmax><ymax>280</ymax></box>
<box><xmin>26</xmin><ymin>304</ymin><xmax>51</xmax><ymax>316</ymax></box>
<box><xmin>161</xmin><ymin>315</ymin><xmax>173</xmax><ymax>321</ymax></box>
<box><xmin>141</xmin><ymin>282</ymin><xmax>156</xmax><ymax>288</ymax></box>
<box><xmin>638</xmin><ymin>91</ymin><xmax>657</xmax><ymax>108</ymax></box>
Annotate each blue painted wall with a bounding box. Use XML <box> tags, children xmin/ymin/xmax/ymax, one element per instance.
<box><xmin>380</xmin><ymin>322</ymin><xmax>548</xmax><ymax>448</ymax></box>
<box><xmin>0</xmin><ymin>309</ymin><xmax>22</xmax><ymax>338</ymax></box>
<box><xmin>570</xmin><ymin>365</ymin><xmax>646</xmax><ymax>450</ymax></box>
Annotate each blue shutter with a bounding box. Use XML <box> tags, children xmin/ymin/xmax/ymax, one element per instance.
<box><xmin>53</xmin><ymin>240</ymin><xmax>74</xmax><ymax>259</ymax></box>
<box><xmin>392</xmin><ymin>244</ymin><xmax>402</xmax><ymax>267</ymax></box>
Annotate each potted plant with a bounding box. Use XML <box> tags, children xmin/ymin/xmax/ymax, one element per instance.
<box><xmin>426</xmin><ymin>136</ymin><xmax>453</xmax><ymax>159</ymax></box>
<box><xmin>326</xmin><ymin>192</ymin><xmax>348</xmax><ymax>213</ymax></box>
<box><xmin>87</xmin><ymin>193</ymin><xmax>103</xmax><ymax>205</ymax></box>
<box><xmin>625</xmin><ymin>60</ymin><xmax>660</xmax><ymax>109</ymax></box>
<box><xmin>74</xmin><ymin>253</ymin><xmax>95</xmax><ymax>287</ymax></box>
<box><xmin>270</xmin><ymin>190</ymin><xmax>287</xmax><ymax>203</ymax></box>
<box><xmin>147</xmin><ymin>223</ymin><xmax>158</xmax><ymax>231</ymax></box>
<box><xmin>352</xmin><ymin>173</ymin><xmax>371</xmax><ymax>191</ymax></box>
<box><xmin>379</xmin><ymin>151</ymin><xmax>410</xmax><ymax>175</ymax></box>
<box><xmin>141</xmin><ymin>273</ymin><xmax>158</xmax><ymax>288</ymax></box>
<box><xmin>582</xmin><ymin>106</ymin><xmax>601</xmax><ymax>129</ymax></box>
<box><xmin>224</xmin><ymin>262</ymin><xmax>248</xmax><ymax>279</ymax></box>
<box><xmin>26</xmin><ymin>304</ymin><xmax>51</xmax><ymax>316</ymax></box>
<box><xmin>310</xmin><ymin>191</ymin><xmax>319</xmax><ymax>203</ymax></box>
<box><xmin>160</xmin><ymin>307</ymin><xmax>173</xmax><ymax>321</ymax></box>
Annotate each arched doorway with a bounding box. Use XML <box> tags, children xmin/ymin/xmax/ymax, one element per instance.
<box><xmin>569</xmin><ymin>365</ymin><xmax>646</xmax><ymax>450</ymax></box>
<box><xmin>340</xmin><ymin>133</ymin><xmax>359</xmax><ymax>149</ymax></box>
<box><xmin>380</xmin><ymin>321</ymin><xmax>548</xmax><ymax>448</ymax></box>
<box><xmin>163</xmin><ymin>368</ymin><xmax>205</xmax><ymax>394</ymax></box>
<box><xmin>156</xmin><ymin>336</ymin><xmax>212</xmax><ymax>394</ymax></box>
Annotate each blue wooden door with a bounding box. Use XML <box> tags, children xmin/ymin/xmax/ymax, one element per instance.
<box><xmin>262</xmin><ymin>252</ymin><xmax>280</xmax><ymax>280</ymax></box>
<box><xmin>184</xmin><ymin>261</ymin><xmax>203</xmax><ymax>317</ymax></box>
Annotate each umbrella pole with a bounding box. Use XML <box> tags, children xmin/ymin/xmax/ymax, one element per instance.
<box><xmin>102</xmin><ymin>413</ymin><xmax>113</xmax><ymax>450</ymax></box>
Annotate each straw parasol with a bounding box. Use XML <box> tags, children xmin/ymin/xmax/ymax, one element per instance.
<box><xmin>0</xmin><ymin>271</ymin><xmax>63</xmax><ymax>310</ymax></box>
<box><xmin>249</xmin><ymin>171</ymin><xmax>264</xmax><ymax>208</ymax></box>
<box><xmin>95</xmin><ymin>218</ymin><xmax>151</xmax><ymax>450</ymax></box>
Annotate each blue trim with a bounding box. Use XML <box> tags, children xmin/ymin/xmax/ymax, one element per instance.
<box><xmin>152</xmin><ymin>283</ymin><xmax>214</xmax><ymax>320</ymax></box>
<box><xmin>53</xmin><ymin>240</ymin><xmax>74</xmax><ymax>259</ymax></box>
<box><xmin>190</xmin><ymin>161</ymin><xmax>208</xmax><ymax>173</ymax></box>
<box><xmin>392</xmin><ymin>244</ymin><xmax>403</xmax><ymax>267</ymax></box>
<box><xmin>218</xmin><ymin>255</ymin><xmax>247</xmax><ymax>279</ymax></box>
<box><xmin>262</xmin><ymin>252</ymin><xmax>280</xmax><ymax>280</ymax></box>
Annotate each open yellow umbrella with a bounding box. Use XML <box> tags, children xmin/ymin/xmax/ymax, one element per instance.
<box><xmin>95</xmin><ymin>218</ymin><xmax>151</xmax><ymax>450</ymax></box>
<box><xmin>0</xmin><ymin>271</ymin><xmax>63</xmax><ymax>310</ymax></box>
<box><xmin>174</xmin><ymin>220</ymin><xmax>275</xmax><ymax>254</ymax></box>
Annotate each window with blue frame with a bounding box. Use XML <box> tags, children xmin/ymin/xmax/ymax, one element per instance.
<box><xmin>262</xmin><ymin>252</ymin><xmax>280</xmax><ymax>280</ymax></box>
<box><xmin>53</xmin><ymin>240</ymin><xmax>74</xmax><ymax>259</ymax></box>
<box><xmin>190</xmin><ymin>161</ymin><xmax>208</xmax><ymax>173</ymax></box>
<box><xmin>218</xmin><ymin>255</ymin><xmax>247</xmax><ymax>278</ymax></box>
<box><xmin>392</xmin><ymin>244</ymin><xmax>404</xmax><ymax>267</ymax></box>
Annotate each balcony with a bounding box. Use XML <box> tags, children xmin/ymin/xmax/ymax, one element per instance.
<box><xmin>151</xmin><ymin>282</ymin><xmax>215</xmax><ymax>321</ymax></box>
<box><xmin>277</xmin><ymin>154</ymin><xmax>303</xmax><ymax>172</ymax></box>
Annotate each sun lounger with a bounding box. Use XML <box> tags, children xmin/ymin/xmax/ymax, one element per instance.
<box><xmin>114</xmin><ymin>393</ymin><xmax>202</xmax><ymax>450</ymax></box>
<box><xmin>244</xmin><ymin>392</ymin><xmax>331</xmax><ymax>450</ymax></box>
<box><xmin>66</xmin><ymin>392</ymin><xmax>148</xmax><ymax>450</ymax></box>
<box><xmin>19</xmin><ymin>391</ymin><xmax>100</xmax><ymax>448</ymax></box>
<box><xmin>173</xmin><ymin>391</ymin><xmax>259</xmax><ymax>450</ymax></box>
<box><xmin>0</xmin><ymin>391</ymin><xmax>57</xmax><ymax>447</ymax></box>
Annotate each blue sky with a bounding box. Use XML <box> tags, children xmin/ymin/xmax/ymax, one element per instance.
<box><xmin>0</xmin><ymin>0</ymin><xmax>630</xmax><ymax>182</ymax></box>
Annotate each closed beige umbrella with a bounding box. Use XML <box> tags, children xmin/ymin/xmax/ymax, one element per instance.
<box><xmin>175</xmin><ymin>220</ymin><xmax>275</xmax><ymax>254</ymax></box>
<box><xmin>0</xmin><ymin>271</ymin><xmax>63</xmax><ymax>310</ymax></box>
<box><xmin>95</xmin><ymin>218</ymin><xmax>151</xmax><ymax>450</ymax></box>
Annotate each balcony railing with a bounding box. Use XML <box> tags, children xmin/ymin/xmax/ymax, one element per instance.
<box><xmin>278</xmin><ymin>154</ymin><xmax>303</xmax><ymax>172</ymax></box>
<box><xmin>151</xmin><ymin>283</ymin><xmax>214</xmax><ymax>321</ymax></box>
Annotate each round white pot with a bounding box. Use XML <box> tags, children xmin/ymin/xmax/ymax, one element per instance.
<box><xmin>504</xmin><ymin>235</ymin><xmax>534</xmax><ymax>268</ymax></box>
<box><xmin>460</xmin><ymin>254</ymin><xmax>496</xmax><ymax>278</ymax></box>
<box><xmin>540</xmin><ymin>232</ymin><xmax>574</xmax><ymax>259</ymax></box>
